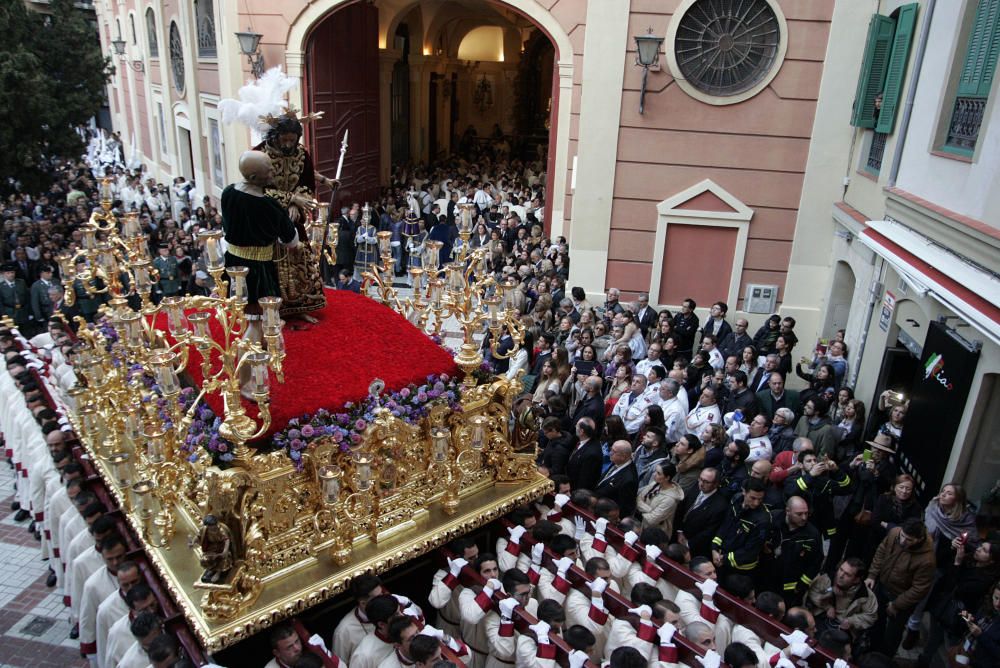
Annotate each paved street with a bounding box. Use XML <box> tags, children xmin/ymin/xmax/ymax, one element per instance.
<box><xmin>0</xmin><ymin>462</ymin><xmax>87</xmax><ymax>668</ymax></box>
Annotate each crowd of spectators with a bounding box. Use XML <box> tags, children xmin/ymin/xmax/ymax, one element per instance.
<box><xmin>2</xmin><ymin>132</ymin><xmax>999</xmax><ymax>668</ymax></box>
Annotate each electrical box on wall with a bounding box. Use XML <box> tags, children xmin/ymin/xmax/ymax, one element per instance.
<box><xmin>744</xmin><ymin>284</ymin><xmax>779</xmax><ymax>314</ymax></box>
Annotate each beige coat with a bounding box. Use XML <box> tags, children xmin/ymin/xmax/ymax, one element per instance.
<box><xmin>635</xmin><ymin>482</ymin><xmax>685</xmax><ymax>537</ymax></box>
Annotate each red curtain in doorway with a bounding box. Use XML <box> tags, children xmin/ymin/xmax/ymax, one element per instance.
<box><xmin>306</xmin><ymin>2</ymin><xmax>381</xmax><ymax>210</ymax></box>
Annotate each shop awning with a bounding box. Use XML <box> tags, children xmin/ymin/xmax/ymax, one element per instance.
<box><xmin>860</xmin><ymin>219</ymin><xmax>1000</xmax><ymax>346</ymax></box>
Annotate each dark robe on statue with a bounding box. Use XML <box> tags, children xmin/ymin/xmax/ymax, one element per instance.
<box><xmin>253</xmin><ymin>141</ymin><xmax>327</xmax><ymax>317</ymax></box>
<box><xmin>221</xmin><ymin>185</ymin><xmax>297</xmax><ymax>312</ymax></box>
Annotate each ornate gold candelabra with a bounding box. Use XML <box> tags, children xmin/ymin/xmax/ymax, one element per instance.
<box><xmin>361</xmin><ymin>204</ymin><xmax>525</xmax><ymax>385</ymax></box>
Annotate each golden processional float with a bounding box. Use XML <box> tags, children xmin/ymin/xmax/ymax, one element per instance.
<box><xmin>62</xmin><ymin>178</ymin><xmax>550</xmax><ymax>653</ymax></box>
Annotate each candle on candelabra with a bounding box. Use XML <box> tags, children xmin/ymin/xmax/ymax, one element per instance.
<box><xmin>108</xmin><ymin>451</ymin><xmax>131</xmax><ymax>487</ymax></box>
<box><xmin>144</xmin><ymin>430</ymin><xmax>166</xmax><ymax>463</ymax></box>
<box><xmin>131</xmin><ymin>259</ymin><xmax>153</xmax><ymax>294</ymax></box>
<box><xmin>120</xmin><ymin>312</ymin><xmax>144</xmax><ymax>348</ymax></box>
<box><xmin>259</xmin><ymin>297</ymin><xmax>282</xmax><ymax>336</ymax></box>
<box><xmin>161</xmin><ymin>297</ymin><xmax>188</xmax><ymax>337</ymax></box>
<box><xmin>200</xmin><ymin>230</ymin><xmax>225</xmax><ymax>272</ymax></box>
<box><xmin>354</xmin><ymin>454</ymin><xmax>372</xmax><ymax>491</ymax></box>
<box><xmin>122</xmin><ymin>212</ymin><xmax>141</xmax><ymax>239</ymax></box>
<box><xmin>227</xmin><ymin>266</ymin><xmax>249</xmax><ymax>304</ymax></box>
<box><xmin>132</xmin><ymin>480</ymin><xmax>155</xmax><ymax>515</ymax></box>
<box><xmin>247</xmin><ymin>352</ymin><xmax>271</xmax><ymax>396</ymax></box>
<box><xmin>99</xmin><ymin>178</ymin><xmax>113</xmax><ymax>202</ymax></box>
<box><xmin>470</xmin><ymin>416</ymin><xmax>488</xmax><ymax>451</ymax></box>
<box><xmin>82</xmin><ymin>225</ymin><xmax>98</xmax><ymax>251</ymax></box>
<box><xmin>432</xmin><ymin>428</ymin><xmax>451</xmax><ymax>462</ymax></box>
<box><xmin>377</xmin><ymin>230</ymin><xmax>392</xmax><ymax>256</ymax></box>
<box><xmin>151</xmin><ymin>352</ymin><xmax>180</xmax><ymax>396</ymax></box>
<box><xmin>429</xmin><ymin>279</ymin><xmax>444</xmax><ymax>309</ymax></box>
<box><xmin>318</xmin><ymin>465</ymin><xmax>342</xmax><ymax>505</ymax></box>
<box><xmin>124</xmin><ymin>413</ymin><xmax>141</xmax><ymax>442</ymax></box>
<box><xmin>187</xmin><ymin>312</ymin><xmax>212</xmax><ymax>348</ymax></box>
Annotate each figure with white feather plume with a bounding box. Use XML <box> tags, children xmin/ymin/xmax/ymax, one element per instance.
<box><xmin>220</xmin><ymin>67</ymin><xmax>337</xmax><ymax>325</ymax></box>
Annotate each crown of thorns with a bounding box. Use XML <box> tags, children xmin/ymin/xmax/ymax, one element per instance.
<box><xmin>260</xmin><ymin>106</ymin><xmax>324</xmax><ymax>129</ymax></box>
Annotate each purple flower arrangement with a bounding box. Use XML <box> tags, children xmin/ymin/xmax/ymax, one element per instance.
<box><xmin>270</xmin><ymin>373</ymin><xmax>464</xmax><ymax>469</ymax></box>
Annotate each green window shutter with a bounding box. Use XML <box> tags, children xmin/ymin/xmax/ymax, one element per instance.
<box><xmin>876</xmin><ymin>4</ymin><xmax>920</xmax><ymax>133</ymax></box>
<box><xmin>851</xmin><ymin>14</ymin><xmax>897</xmax><ymax>128</ymax></box>
<box><xmin>957</xmin><ymin>0</ymin><xmax>1000</xmax><ymax>98</ymax></box>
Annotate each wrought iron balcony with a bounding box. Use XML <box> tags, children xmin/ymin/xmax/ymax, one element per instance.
<box><xmin>945</xmin><ymin>96</ymin><xmax>986</xmax><ymax>153</ymax></box>
<box><xmin>867</xmin><ymin>131</ymin><xmax>887</xmax><ymax>174</ymax></box>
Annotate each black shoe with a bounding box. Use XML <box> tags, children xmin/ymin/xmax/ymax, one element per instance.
<box><xmin>33</xmin><ymin>529</ymin><xmax>40</xmax><ymax>541</ymax></box>
<box><xmin>10</xmin><ymin>500</ymin><xmax>20</xmax><ymax>511</ymax></box>
<box><xmin>28</xmin><ymin>520</ymin><xmax>35</xmax><ymax>533</ymax></box>
<box><xmin>69</xmin><ymin>622</ymin><xmax>79</xmax><ymax>639</ymax></box>
<box><xmin>13</xmin><ymin>509</ymin><xmax>30</xmax><ymax>522</ymax></box>
<box><xmin>46</xmin><ymin>570</ymin><xmax>57</xmax><ymax>587</ymax></box>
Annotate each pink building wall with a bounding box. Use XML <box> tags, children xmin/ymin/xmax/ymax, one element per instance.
<box><xmin>607</xmin><ymin>0</ymin><xmax>833</xmax><ymax>308</ymax></box>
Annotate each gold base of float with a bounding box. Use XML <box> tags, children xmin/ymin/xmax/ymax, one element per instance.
<box><xmin>74</xmin><ymin>377</ymin><xmax>550</xmax><ymax>654</ymax></box>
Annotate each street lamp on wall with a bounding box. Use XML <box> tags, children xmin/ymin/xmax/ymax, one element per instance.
<box><xmin>235</xmin><ymin>28</ymin><xmax>265</xmax><ymax>79</ymax></box>
<box><xmin>111</xmin><ymin>34</ymin><xmax>145</xmax><ymax>73</ymax></box>
<box><xmin>634</xmin><ymin>28</ymin><xmax>664</xmax><ymax>114</ymax></box>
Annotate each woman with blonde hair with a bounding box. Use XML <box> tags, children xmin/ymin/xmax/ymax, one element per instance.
<box><xmin>532</xmin><ymin>358</ymin><xmax>562</xmax><ymax>405</ymax></box>
<box><xmin>635</xmin><ymin>461</ymin><xmax>684</xmax><ymax>537</ymax></box>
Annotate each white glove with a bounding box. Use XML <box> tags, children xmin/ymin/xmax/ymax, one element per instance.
<box><xmin>696</xmin><ymin>578</ymin><xmax>718</xmax><ymax>598</ymax></box>
<box><xmin>554</xmin><ymin>493</ymin><xmax>570</xmax><ymax>509</ymax></box>
<box><xmin>624</xmin><ymin>530</ymin><xmax>640</xmax><ymax>546</ymax></box>
<box><xmin>555</xmin><ymin>556</ymin><xmax>574</xmax><ymax>575</ymax></box>
<box><xmin>788</xmin><ymin>643</ymin><xmax>814</xmax><ymax>660</ymax></box>
<box><xmin>531</xmin><ymin>542</ymin><xmax>545</xmax><ymax>566</ymax></box>
<box><xmin>568</xmin><ymin>649</ymin><xmax>589</xmax><ymax>668</ymax></box>
<box><xmin>780</xmin><ymin>630</ymin><xmax>810</xmax><ymax>647</ymax></box>
<box><xmin>393</xmin><ymin>594</ymin><xmax>413</xmax><ymax>608</ymax></box>
<box><xmin>696</xmin><ymin>650</ymin><xmax>722</xmax><ymax>668</ymax></box>
<box><xmin>307</xmin><ymin>634</ymin><xmax>331</xmax><ymax>656</ymax></box>
<box><xmin>574</xmin><ymin>516</ymin><xmax>586</xmax><ymax>541</ymax></box>
<box><xmin>530</xmin><ymin>620</ymin><xmax>551</xmax><ymax>644</ymax></box>
<box><xmin>419</xmin><ymin>624</ymin><xmax>444</xmax><ymax>640</ymax></box>
<box><xmin>448</xmin><ymin>557</ymin><xmax>468</xmax><ymax>577</ymax></box>
<box><xmin>645</xmin><ymin>544</ymin><xmax>662</xmax><ymax>561</ymax></box>
<box><xmin>594</xmin><ymin>517</ymin><xmax>608</xmax><ymax>536</ymax></box>
<box><xmin>657</xmin><ymin>621</ymin><xmax>677</xmax><ymax>644</ymax></box>
<box><xmin>483</xmin><ymin>578</ymin><xmax>502</xmax><ymax>598</ymax></box>
<box><xmin>589</xmin><ymin>577</ymin><xmax>608</xmax><ymax>595</ymax></box>
<box><xmin>627</xmin><ymin>604</ymin><xmax>652</xmax><ymax>620</ymax></box>
<box><xmin>508</xmin><ymin>524</ymin><xmax>527</xmax><ymax>543</ymax></box>
<box><xmin>499</xmin><ymin>597</ymin><xmax>519</xmax><ymax>620</ymax></box>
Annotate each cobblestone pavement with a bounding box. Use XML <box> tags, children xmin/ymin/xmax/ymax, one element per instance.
<box><xmin>0</xmin><ymin>460</ymin><xmax>87</xmax><ymax>668</ymax></box>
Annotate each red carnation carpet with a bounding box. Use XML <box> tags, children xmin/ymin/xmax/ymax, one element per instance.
<box><xmin>169</xmin><ymin>289</ymin><xmax>458</xmax><ymax>441</ymax></box>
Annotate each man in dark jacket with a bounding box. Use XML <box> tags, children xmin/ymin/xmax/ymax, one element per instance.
<box><xmin>566</xmin><ymin>418</ymin><xmax>603</xmax><ymax>492</ymax></box>
<box><xmin>594</xmin><ymin>440</ymin><xmax>640</xmax><ymax>518</ymax></box>
<box><xmin>784</xmin><ymin>451</ymin><xmax>852</xmax><ymax>540</ymax></box>
<box><xmin>719</xmin><ymin>318</ymin><xmax>753</xmax><ymax>360</ymax></box>
<box><xmin>712</xmin><ymin>478</ymin><xmax>772</xmax><ymax>575</ymax></box>
<box><xmin>766</xmin><ymin>495</ymin><xmax>823</xmax><ymax>607</ymax></box>
<box><xmin>678</xmin><ymin>467</ymin><xmax>729</xmax><ymax>558</ymax></box>
<box><xmin>334</xmin><ymin>204</ymin><xmax>358</xmax><ymax>278</ymax></box>
<box><xmin>538</xmin><ymin>417</ymin><xmax>572</xmax><ymax>476</ymax></box>
<box><xmin>723</xmin><ymin>370</ymin><xmax>760</xmax><ymax>419</ymax></box>
<box><xmin>671</xmin><ymin>298</ymin><xmax>699</xmax><ymax>358</ymax></box>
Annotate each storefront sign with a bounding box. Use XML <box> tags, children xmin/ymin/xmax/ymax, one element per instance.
<box><xmin>878</xmin><ymin>290</ymin><xmax>896</xmax><ymax>332</ymax></box>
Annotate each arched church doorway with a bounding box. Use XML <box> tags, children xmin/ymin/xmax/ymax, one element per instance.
<box><xmin>303</xmin><ymin>0</ymin><xmax>561</xmax><ymax>225</ymax></box>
